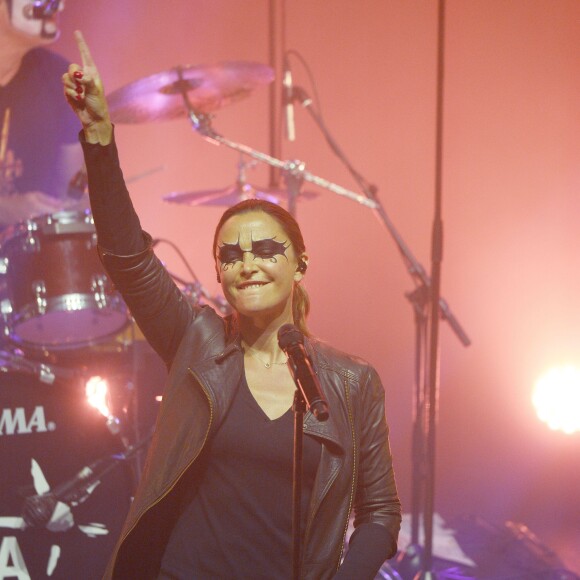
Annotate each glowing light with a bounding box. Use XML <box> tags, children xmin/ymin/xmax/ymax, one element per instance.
<box><xmin>85</xmin><ymin>375</ymin><xmax>111</xmax><ymax>419</ymax></box>
<box><xmin>532</xmin><ymin>365</ymin><xmax>580</xmax><ymax>434</ymax></box>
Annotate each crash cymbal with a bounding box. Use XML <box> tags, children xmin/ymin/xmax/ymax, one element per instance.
<box><xmin>107</xmin><ymin>61</ymin><xmax>274</xmax><ymax>124</ymax></box>
<box><xmin>163</xmin><ymin>184</ymin><xmax>318</xmax><ymax>207</ymax></box>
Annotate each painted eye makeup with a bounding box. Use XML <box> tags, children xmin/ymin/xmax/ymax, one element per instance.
<box><xmin>217</xmin><ymin>244</ymin><xmax>244</xmax><ymax>266</ymax></box>
<box><xmin>251</xmin><ymin>239</ymin><xmax>289</xmax><ymax>260</ymax></box>
<box><xmin>217</xmin><ymin>237</ymin><xmax>290</xmax><ymax>269</ymax></box>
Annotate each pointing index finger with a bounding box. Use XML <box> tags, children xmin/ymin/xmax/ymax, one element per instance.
<box><xmin>74</xmin><ymin>30</ymin><xmax>96</xmax><ymax>69</ymax></box>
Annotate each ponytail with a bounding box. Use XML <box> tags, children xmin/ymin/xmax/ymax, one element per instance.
<box><xmin>292</xmin><ymin>282</ymin><xmax>311</xmax><ymax>337</ymax></box>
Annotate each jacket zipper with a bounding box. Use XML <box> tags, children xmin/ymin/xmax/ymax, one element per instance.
<box><xmin>108</xmin><ymin>367</ymin><xmax>214</xmax><ymax>576</ymax></box>
<box><xmin>337</xmin><ymin>374</ymin><xmax>357</xmax><ymax>571</ymax></box>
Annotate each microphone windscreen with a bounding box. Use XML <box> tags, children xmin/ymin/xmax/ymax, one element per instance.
<box><xmin>277</xmin><ymin>323</ymin><xmax>303</xmax><ymax>349</ymax></box>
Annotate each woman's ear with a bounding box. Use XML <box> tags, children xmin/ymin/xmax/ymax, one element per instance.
<box><xmin>295</xmin><ymin>254</ymin><xmax>308</xmax><ymax>280</ymax></box>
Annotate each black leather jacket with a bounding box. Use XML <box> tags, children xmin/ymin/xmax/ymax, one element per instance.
<box><xmin>82</xmin><ymin>137</ymin><xmax>401</xmax><ymax>580</ymax></box>
<box><xmin>100</xmin><ymin>242</ymin><xmax>400</xmax><ymax>579</ymax></box>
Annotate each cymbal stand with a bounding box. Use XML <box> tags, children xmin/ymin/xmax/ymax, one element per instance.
<box><xmin>165</xmin><ymin>267</ymin><xmax>230</xmax><ymax>316</ymax></box>
<box><xmin>173</xmin><ymin>66</ymin><xmax>378</xmax><ymax>216</ymax></box>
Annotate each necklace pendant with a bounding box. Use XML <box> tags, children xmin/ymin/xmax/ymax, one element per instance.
<box><xmin>264</xmin><ymin>362</ymin><xmax>271</xmax><ymax>369</ymax></box>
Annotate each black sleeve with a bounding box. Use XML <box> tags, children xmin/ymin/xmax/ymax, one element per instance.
<box><xmin>334</xmin><ymin>523</ymin><xmax>393</xmax><ymax>580</ymax></box>
<box><xmin>79</xmin><ymin>128</ymin><xmax>194</xmax><ymax>365</ymax></box>
<box><xmin>79</xmin><ymin>128</ymin><xmax>146</xmax><ymax>255</ymax></box>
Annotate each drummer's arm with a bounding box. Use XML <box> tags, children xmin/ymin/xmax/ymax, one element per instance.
<box><xmin>0</xmin><ymin>192</ymin><xmax>63</xmax><ymax>226</ymax></box>
<box><xmin>0</xmin><ymin>142</ymin><xmax>87</xmax><ymax>227</ymax></box>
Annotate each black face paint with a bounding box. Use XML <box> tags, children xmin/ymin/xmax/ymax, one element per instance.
<box><xmin>217</xmin><ymin>237</ymin><xmax>290</xmax><ymax>271</ymax></box>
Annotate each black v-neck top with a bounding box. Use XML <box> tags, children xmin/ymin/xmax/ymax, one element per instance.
<box><xmin>160</xmin><ymin>372</ymin><xmax>322</xmax><ymax>579</ymax></box>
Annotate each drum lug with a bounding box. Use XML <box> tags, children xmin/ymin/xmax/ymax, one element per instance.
<box><xmin>32</xmin><ymin>280</ymin><xmax>48</xmax><ymax>315</ymax></box>
<box><xmin>87</xmin><ymin>232</ymin><xmax>98</xmax><ymax>250</ymax></box>
<box><xmin>22</xmin><ymin>230</ymin><xmax>40</xmax><ymax>253</ymax></box>
<box><xmin>91</xmin><ymin>274</ymin><xmax>109</xmax><ymax>308</ymax></box>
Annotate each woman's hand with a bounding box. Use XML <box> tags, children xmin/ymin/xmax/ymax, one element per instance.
<box><xmin>62</xmin><ymin>31</ymin><xmax>112</xmax><ymax>145</ymax></box>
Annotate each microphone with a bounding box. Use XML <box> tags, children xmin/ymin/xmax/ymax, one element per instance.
<box><xmin>21</xmin><ymin>457</ymin><xmax>116</xmax><ymax>528</ymax></box>
<box><xmin>24</xmin><ymin>0</ymin><xmax>61</xmax><ymax>19</ymax></box>
<box><xmin>282</xmin><ymin>56</ymin><xmax>296</xmax><ymax>142</ymax></box>
<box><xmin>21</xmin><ymin>434</ymin><xmax>152</xmax><ymax>528</ymax></box>
<box><xmin>278</xmin><ymin>324</ymin><xmax>329</xmax><ymax>421</ymax></box>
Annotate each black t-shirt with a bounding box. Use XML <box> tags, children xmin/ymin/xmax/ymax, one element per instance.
<box><xmin>0</xmin><ymin>48</ymin><xmax>79</xmax><ymax>198</ymax></box>
<box><xmin>160</xmin><ymin>372</ymin><xmax>322</xmax><ymax>579</ymax></box>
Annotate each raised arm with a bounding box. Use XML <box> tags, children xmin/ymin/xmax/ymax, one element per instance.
<box><xmin>62</xmin><ymin>31</ymin><xmax>194</xmax><ymax>365</ymax></box>
<box><xmin>61</xmin><ymin>30</ymin><xmax>142</xmax><ymax>255</ymax></box>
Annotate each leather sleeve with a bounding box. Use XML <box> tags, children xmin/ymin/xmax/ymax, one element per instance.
<box><xmin>81</xmin><ymin>131</ymin><xmax>195</xmax><ymax>365</ymax></box>
<box><xmin>351</xmin><ymin>365</ymin><xmax>402</xmax><ymax>558</ymax></box>
<box><xmin>98</xmin><ymin>239</ymin><xmax>195</xmax><ymax>367</ymax></box>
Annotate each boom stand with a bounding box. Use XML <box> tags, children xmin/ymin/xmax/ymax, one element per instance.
<box><xmin>283</xmin><ymin>6</ymin><xmax>470</xmax><ymax>573</ymax></box>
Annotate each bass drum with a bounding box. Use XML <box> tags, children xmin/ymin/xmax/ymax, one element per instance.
<box><xmin>0</xmin><ymin>368</ymin><xmax>133</xmax><ymax>580</ymax></box>
<box><xmin>0</xmin><ymin>210</ymin><xmax>129</xmax><ymax>354</ymax></box>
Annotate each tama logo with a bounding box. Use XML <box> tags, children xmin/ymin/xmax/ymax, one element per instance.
<box><xmin>0</xmin><ymin>406</ymin><xmax>56</xmax><ymax>436</ymax></box>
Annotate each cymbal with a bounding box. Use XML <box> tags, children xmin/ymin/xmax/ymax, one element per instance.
<box><xmin>163</xmin><ymin>184</ymin><xmax>318</xmax><ymax>207</ymax></box>
<box><xmin>107</xmin><ymin>61</ymin><xmax>274</xmax><ymax>123</ymax></box>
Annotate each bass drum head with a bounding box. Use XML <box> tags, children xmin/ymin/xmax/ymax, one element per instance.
<box><xmin>0</xmin><ymin>371</ymin><xmax>133</xmax><ymax>579</ymax></box>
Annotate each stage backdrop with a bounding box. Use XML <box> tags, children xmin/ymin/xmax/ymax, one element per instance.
<box><xmin>53</xmin><ymin>0</ymin><xmax>579</xmax><ymax>573</ymax></box>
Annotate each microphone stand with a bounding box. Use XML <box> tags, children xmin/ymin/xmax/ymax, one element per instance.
<box><xmin>285</xmin><ymin>11</ymin><xmax>469</xmax><ymax>576</ymax></box>
<box><xmin>291</xmin><ymin>389</ymin><xmax>307</xmax><ymax>580</ymax></box>
<box><xmin>21</xmin><ymin>432</ymin><xmax>153</xmax><ymax>529</ymax></box>
<box><xmin>173</xmin><ymin>56</ymin><xmax>470</xmax><ymax>575</ymax></box>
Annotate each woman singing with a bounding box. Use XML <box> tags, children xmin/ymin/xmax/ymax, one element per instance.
<box><xmin>63</xmin><ymin>31</ymin><xmax>401</xmax><ymax>580</ymax></box>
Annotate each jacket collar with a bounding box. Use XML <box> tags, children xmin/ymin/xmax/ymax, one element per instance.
<box><xmin>197</xmin><ymin>330</ymin><xmax>345</xmax><ymax>453</ymax></box>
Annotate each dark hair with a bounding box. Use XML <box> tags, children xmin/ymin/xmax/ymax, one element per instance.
<box><xmin>212</xmin><ymin>199</ymin><xmax>311</xmax><ymax>336</ymax></box>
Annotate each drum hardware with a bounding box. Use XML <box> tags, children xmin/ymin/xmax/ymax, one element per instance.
<box><xmin>177</xmin><ymin>69</ymin><xmax>377</xmax><ymax>213</ymax></box>
<box><xmin>151</xmin><ymin>237</ymin><xmax>232</xmax><ymax>317</ymax></box>
<box><xmin>0</xmin><ymin>348</ymin><xmax>79</xmax><ymax>384</ymax></box>
<box><xmin>91</xmin><ymin>273</ymin><xmax>110</xmax><ymax>309</ymax></box>
<box><xmin>163</xmin><ymin>155</ymin><xmax>318</xmax><ymax>208</ymax></box>
<box><xmin>180</xmin><ymin>279</ymin><xmax>230</xmax><ymax>317</ymax></box>
<box><xmin>1</xmin><ymin>298</ymin><xmax>13</xmax><ymax>339</ymax></box>
<box><xmin>32</xmin><ymin>279</ymin><xmax>48</xmax><ymax>315</ymax></box>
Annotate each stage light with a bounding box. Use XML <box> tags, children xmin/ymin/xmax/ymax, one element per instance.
<box><xmin>84</xmin><ymin>375</ymin><xmax>121</xmax><ymax>434</ymax></box>
<box><xmin>532</xmin><ymin>365</ymin><xmax>580</xmax><ymax>434</ymax></box>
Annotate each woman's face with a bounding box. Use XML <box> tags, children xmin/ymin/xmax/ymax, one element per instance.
<box><xmin>216</xmin><ymin>211</ymin><xmax>306</xmax><ymax>322</ymax></box>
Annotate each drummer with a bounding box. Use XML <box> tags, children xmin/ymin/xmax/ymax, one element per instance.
<box><xmin>0</xmin><ymin>0</ymin><xmax>86</xmax><ymax>229</ymax></box>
